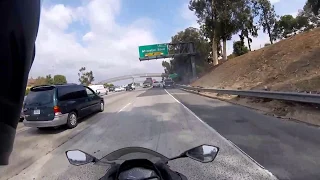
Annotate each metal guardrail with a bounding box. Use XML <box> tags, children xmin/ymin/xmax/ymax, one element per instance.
<box><xmin>176</xmin><ymin>84</ymin><xmax>320</xmax><ymax>105</ymax></box>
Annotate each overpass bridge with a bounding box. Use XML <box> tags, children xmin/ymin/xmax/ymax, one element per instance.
<box><xmin>98</xmin><ymin>73</ymin><xmax>164</xmax><ymax>84</ymax></box>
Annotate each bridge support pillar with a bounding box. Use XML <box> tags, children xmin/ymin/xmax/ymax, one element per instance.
<box><xmin>189</xmin><ymin>43</ymin><xmax>196</xmax><ymax>79</ymax></box>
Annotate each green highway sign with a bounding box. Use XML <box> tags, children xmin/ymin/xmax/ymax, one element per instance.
<box><xmin>169</xmin><ymin>73</ymin><xmax>178</xmax><ymax>79</ymax></box>
<box><xmin>138</xmin><ymin>44</ymin><xmax>168</xmax><ymax>59</ymax></box>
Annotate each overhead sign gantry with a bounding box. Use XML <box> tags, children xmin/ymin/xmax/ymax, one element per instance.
<box><xmin>138</xmin><ymin>42</ymin><xmax>197</xmax><ymax>78</ymax></box>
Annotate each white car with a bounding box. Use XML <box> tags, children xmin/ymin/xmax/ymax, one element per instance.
<box><xmin>115</xmin><ymin>87</ymin><xmax>122</xmax><ymax>92</ymax></box>
<box><xmin>89</xmin><ymin>85</ymin><xmax>108</xmax><ymax>95</ymax></box>
<box><xmin>152</xmin><ymin>81</ymin><xmax>161</xmax><ymax>88</ymax></box>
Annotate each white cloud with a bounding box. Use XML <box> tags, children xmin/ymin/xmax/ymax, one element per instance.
<box><xmin>290</xmin><ymin>11</ymin><xmax>299</xmax><ymax>17</ymax></box>
<box><xmin>180</xmin><ymin>2</ymin><xmax>199</xmax><ymax>28</ymax></box>
<box><xmin>270</xmin><ymin>0</ymin><xmax>281</xmax><ymax>4</ymax></box>
<box><xmin>30</xmin><ymin>0</ymin><xmax>164</xmax><ymax>84</ymax></box>
<box><xmin>82</xmin><ymin>32</ymin><xmax>95</xmax><ymax>41</ymax></box>
<box><xmin>41</xmin><ymin>4</ymin><xmax>74</xmax><ymax>30</ymax></box>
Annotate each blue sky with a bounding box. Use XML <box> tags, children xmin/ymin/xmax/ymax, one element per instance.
<box><xmin>41</xmin><ymin>0</ymin><xmax>193</xmax><ymax>43</ymax></box>
<box><xmin>118</xmin><ymin>0</ymin><xmax>191</xmax><ymax>42</ymax></box>
<box><xmin>30</xmin><ymin>0</ymin><xmax>307</xmax><ymax>84</ymax></box>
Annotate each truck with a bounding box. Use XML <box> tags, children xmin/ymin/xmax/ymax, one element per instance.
<box><xmin>143</xmin><ymin>78</ymin><xmax>153</xmax><ymax>88</ymax></box>
<box><xmin>163</xmin><ymin>78</ymin><xmax>175</xmax><ymax>89</ymax></box>
<box><xmin>89</xmin><ymin>84</ymin><xmax>108</xmax><ymax>95</ymax></box>
<box><xmin>125</xmin><ymin>83</ymin><xmax>135</xmax><ymax>91</ymax></box>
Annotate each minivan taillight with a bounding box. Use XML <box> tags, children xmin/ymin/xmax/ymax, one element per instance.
<box><xmin>54</xmin><ymin>106</ymin><xmax>62</xmax><ymax>116</ymax></box>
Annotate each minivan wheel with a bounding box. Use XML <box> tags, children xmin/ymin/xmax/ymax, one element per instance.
<box><xmin>67</xmin><ymin>112</ymin><xmax>78</xmax><ymax>129</ymax></box>
<box><xmin>99</xmin><ymin>102</ymin><xmax>104</xmax><ymax>112</ymax></box>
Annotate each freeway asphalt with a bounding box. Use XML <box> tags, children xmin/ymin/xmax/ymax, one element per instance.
<box><xmin>1</xmin><ymin>88</ymin><xmax>275</xmax><ymax>180</ymax></box>
<box><xmin>167</xmin><ymin>88</ymin><xmax>320</xmax><ymax>180</ymax></box>
<box><xmin>1</xmin><ymin>90</ymin><xmax>136</xmax><ymax>180</ymax></box>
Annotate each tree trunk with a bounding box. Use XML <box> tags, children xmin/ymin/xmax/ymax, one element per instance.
<box><xmin>211</xmin><ymin>0</ymin><xmax>218</xmax><ymax>66</ymax></box>
<box><xmin>263</xmin><ymin>13</ymin><xmax>273</xmax><ymax>44</ymax></box>
<box><xmin>246</xmin><ymin>37</ymin><xmax>251</xmax><ymax>51</ymax></box>
<box><xmin>223</xmin><ymin>38</ymin><xmax>227</xmax><ymax>60</ymax></box>
<box><xmin>212</xmin><ymin>37</ymin><xmax>218</xmax><ymax>65</ymax></box>
<box><xmin>267</xmin><ymin>28</ymin><xmax>273</xmax><ymax>44</ymax></box>
<box><xmin>217</xmin><ymin>41</ymin><xmax>220</xmax><ymax>57</ymax></box>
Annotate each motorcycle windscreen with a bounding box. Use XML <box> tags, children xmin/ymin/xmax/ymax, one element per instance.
<box><xmin>100</xmin><ymin>147</ymin><xmax>169</xmax><ymax>163</ymax></box>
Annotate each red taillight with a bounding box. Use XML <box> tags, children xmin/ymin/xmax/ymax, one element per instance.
<box><xmin>53</xmin><ymin>106</ymin><xmax>61</xmax><ymax>116</ymax></box>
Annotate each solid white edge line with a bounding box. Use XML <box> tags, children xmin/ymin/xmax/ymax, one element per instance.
<box><xmin>164</xmin><ymin>89</ymin><xmax>276</xmax><ymax>178</ymax></box>
<box><xmin>118</xmin><ymin>102</ymin><xmax>131</xmax><ymax>113</ymax></box>
<box><xmin>227</xmin><ymin>140</ymin><xmax>275</xmax><ymax>177</ymax></box>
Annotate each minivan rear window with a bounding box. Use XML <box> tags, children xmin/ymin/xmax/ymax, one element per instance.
<box><xmin>25</xmin><ymin>89</ymin><xmax>54</xmax><ymax>106</ymax></box>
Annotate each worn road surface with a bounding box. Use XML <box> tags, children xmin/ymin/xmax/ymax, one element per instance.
<box><xmin>168</xmin><ymin>88</ymin><xmax>320</xmax><ymax>180</ymax></box>
<box><xmin>2</xmin><ymin>88</ymin><xmax>317</xmax><ymax>179</ymax></box>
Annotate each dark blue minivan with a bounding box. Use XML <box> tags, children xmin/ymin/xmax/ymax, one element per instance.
<box><xmin>23</xmin><ymin>84</ymin><xmax>104</xmax><ymax>129</ymax></box>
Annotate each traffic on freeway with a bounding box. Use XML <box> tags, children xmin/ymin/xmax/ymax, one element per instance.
<box><xmin>2</xmin><ymin>0</ymin><xmax>320</xmax><ymax>180</ymax></box>
<box><xmin>3</xmin><ymin>87</ymin><xmax>320</xmax><ymax>180</ymax></box>
<box><xmin>2</xmin><ymin>88</ymin><xmax>279</xmax><ymax>180</ymax></box>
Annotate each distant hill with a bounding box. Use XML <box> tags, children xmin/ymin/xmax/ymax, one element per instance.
<box><xmin>192</xmin><ymin>28</ymin><xmax>320</xmax><ymax>92</ymax></box>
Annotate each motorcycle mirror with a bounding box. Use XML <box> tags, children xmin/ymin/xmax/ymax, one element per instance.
<box><xmin>65</xmin><ymin>150</ymin><xmax>96</xmax><ymax>166</ymax></box>
<box><xmin>186</xmin><ymin>145</ymin><xmax>219</xmax><ymax>163</ymax></box>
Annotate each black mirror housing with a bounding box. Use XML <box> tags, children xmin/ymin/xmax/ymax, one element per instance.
<box><xmin>65</xmin><ymin>150</ymin><xmax>96</xmax><ymax>166</ymax></box>
<box><xmin>185</xmin><ymin>145</ymin><xmax>219</xmax><ymax>163</ymax></box>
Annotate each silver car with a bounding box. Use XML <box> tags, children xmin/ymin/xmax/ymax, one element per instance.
<box><xmin>152</xmin><ymin>81</ymin><xmax>161</xmax><ymax>88</ymax></box>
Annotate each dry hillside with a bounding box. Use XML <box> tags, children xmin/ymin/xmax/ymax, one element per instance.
<box><xmin>192</xmin><ymin>28</ymin><xmax>320</xmax><ymax>92</ymax></box>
